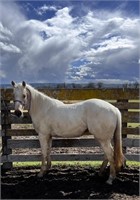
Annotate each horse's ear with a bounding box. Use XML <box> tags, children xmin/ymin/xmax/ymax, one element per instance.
<box><xmin>11</xmin><ymin>81</ymin><xmax>16</xmax><ymax>87</ymax></box>
<box><xmin>22</xmin><ymin>81</ymin><xmax>26</xmax><ymax>87</ymax></box>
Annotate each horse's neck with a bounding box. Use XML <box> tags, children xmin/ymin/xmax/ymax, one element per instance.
<box><xmin>27</xmin><ymin>85</ymin><xmax>53</xmax><ymax>115</ymax></box>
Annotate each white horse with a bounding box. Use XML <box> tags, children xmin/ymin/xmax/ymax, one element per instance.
<box><xmin>11</xmin><ymin>81</ymin><xmax>124</xmax><ymax>184</ymax></box>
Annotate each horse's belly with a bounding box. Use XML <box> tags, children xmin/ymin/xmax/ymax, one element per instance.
<box><xmin>52</xmin><ymin>123</ymin><xmax>87</xmax><ymax>138</ymax></box>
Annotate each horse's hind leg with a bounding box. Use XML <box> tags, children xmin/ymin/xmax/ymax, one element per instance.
<box><xmin>99</xmin><ymin>156</ymin><xmax>108</xmax><ymax>176</ymax></box>
<box><xmin>38</xmin><ymin>134</ymin><xmax>52</xmax><ymax>177</ymax></box>
<box><xmin>99</xmin><ymin>140</ymin><xmax>116</xmax><ymax>185</ymax></box>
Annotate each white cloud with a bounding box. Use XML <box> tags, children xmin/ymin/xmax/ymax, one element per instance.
<box><xmin>35</xmin><ymin>5</ymin><xmax>58</xmax><ymax>16</ymax></box>
<box><xmin>0</xmin><ymin>22</ymin><xmax>13</xmax><ymax>41</ymax></box>
<box><xmin>0</xmin><ymin>1</ymin><xmax>26</xmax><ymax>32</ymax></box>
<box><xmin>46</xmin><ymin>7</ymin><xmax>74</xmax><ymax>28</ymax></box>
<box><xmin>0</xmin><ymin>42</ymin><xmax>21</xmax><ymax>53</ymax></box>
<box><xmin>0</xmin><ymin>1</ymin><xmax>139</xmax><ymax>84</ymax></box>
<box><xmin>71</xmin><ymin>12</ymin><xmax>139</xmax><ymax>83</ymax></box>
<box><xmin>0</xmin><ymin>5</ymin><xmax>81</xmax><ymax>82</ymax></box>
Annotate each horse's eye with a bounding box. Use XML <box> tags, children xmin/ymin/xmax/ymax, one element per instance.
<box><xmin>23</xmin><ymin>94</ymin><xmax>26</xmax><ymax>99</ymax></box>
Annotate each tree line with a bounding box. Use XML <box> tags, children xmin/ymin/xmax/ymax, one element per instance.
<box><xmin>55</xmin><ymin>81</ymin><xmax>139</xmax><ymax>89</ymax></box>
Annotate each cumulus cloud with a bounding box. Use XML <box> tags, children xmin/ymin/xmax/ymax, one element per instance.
<box><xmin>0</xmin><ymin>1</ymin><xmax>139</xmax><ymax>84</ymax></box>
<box><xmin>35</xmin><ymin>5</ymin><xmax>58</xmax><ymax>16</ymax></box>
<box><xmin>0</xmin><ymin>22</ymin><xmax>13</xmax><ymax>41</ymax></box>
<box><xmin>0</xmin><ymin>42</ymin><xmax>21</xmax><ymax>53</ymax></box>
<box><xmin>68</xmin><ymin>12</ymin><xmax>139</xmax><ymax>83</ymax></box>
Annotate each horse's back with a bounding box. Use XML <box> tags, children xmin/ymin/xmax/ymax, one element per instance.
<box><xmin>84</xmin><ymin>98</ymin><xmax>115</xmax><ymax>109</ymax></box>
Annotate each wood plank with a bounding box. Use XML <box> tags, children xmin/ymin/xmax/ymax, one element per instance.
<box><xmin>7</xmin><ymin>138</ymin><xmax>99</xmax><ymax>149</ymax></box>
<box><xmin>1</xmin><ymin>153</ymin><xmax>139</xmax><ymax>162</ymax></box>
<box><xmin>112</xmin><ymin>102</ymin><xmax>140</xmax><ymax>110</ymax></box>
<box><xmin>4</xmin><ymin>154</ymin><xmax>105</xmax><ymax>162</ymax></box>
<box><xmin>1</xmin><ymin>155</ymin><xmax>7</xmax><ymax>163</ymax></box>
<box><xmin>122</xmin><ymin>112</ymin><xmax>139</xmax><ymax>123</ymax></box>
<box><xmin>7</xmin><ymin>138</ymin><xmax>140</xmax><ymax>149</ymax></box>
<box><xmin>122</xmin><ymin>127</ymin><xmax>140</xmax><ymax>135</ymax></box>
<box><xmin>122</xmin><ymin>138</ymin><xmax>140</xmax><ymax>147</ymax></box>
<box><xmin>125</xmin><ymin>154</ymin><xmax>140</xmax><ymax>162</ymax></box>
<box><xmin>5</xmin><ymin>129</ymin><xmax>38</xmax><ymax>136</ymax></box>
<box><xmin>1</xmin><ymin>88</ymin><xmax>139</xmax><ymax>101</ymax></box>
<box><xmin>1</xmin><ymin>114</ymin><xmax>32</xmax><ymax>124</ymax></box>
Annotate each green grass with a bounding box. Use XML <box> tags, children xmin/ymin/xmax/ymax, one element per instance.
<box><xmin>13</xmin><ymin>161</ymin><xmax>140</xmax><ymax>168</ymax></box>
<box><xmin>127</xmin><ymin>123</ymin><xmax>140</xmax><ymax>128</ymax></box>
<box><xmin>13</xmin><ymin>161</ymin><xmax>102</xmax><ymax>168</ymax></box>
<box><xmin>13</xmin><ymin>161</ymin><xmax>41</xmax><ymax>168</ymax></box>
<box><xmin>126</xmin><ymin>161</ymin><xmax>140</xmax><ymax>167</ymax></box>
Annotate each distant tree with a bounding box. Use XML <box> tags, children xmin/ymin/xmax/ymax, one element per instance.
<box><xmin>47</xmin><ymin>84</ymin><xmax>51</xmax><ymax>89</ymax></box>
<box><xmin>97</xmin><ymin>82</ymin><xmax>103</xmax><ymax>89</ymax></box>
<box><xmin>72</xmin><ymin>83</ymin><xmax>77</xmax><ymax>88</ymax></box>
<box><xmin>56</xmin><ymin>84</ymin><xmax>62</xmax><ymax>89</ymax></box>
<box><xmin>56</xmin><ymin>83</ymin><xmax>66</xmax><ymax>89</ymax></box>
<box><xmin>76</xmin><ymin>84</ymin><xmax>82</xmax><ymax>89</ymax></box>
<box><xmin>87</xmin><ymin>82</ymin><xmax>95</xmax><ymax>88</ymax></box>
<box><xmin>123</xmin><ymin>82</ymin><xmax>129</xmax><ymax>89</ymax></box>
<box><xmin>133</xmin><ymin>81</ymin><xmax>139</xmax><ymax>89</ymax></box>
<box><xmin>128</xmin><ymin>82</ymin><xmax>132</xmax><ymax>88</ymax></box>
<box><xmin>63</xmin><ymin>82</ymin><xmax>66</xmax><ymax>88</ymax></box>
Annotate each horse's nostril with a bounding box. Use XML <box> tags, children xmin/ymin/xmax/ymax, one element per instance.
<box><xmin>15</xmin><ymin>110</ymin><xmax>22</xmax><ymax>117</ymax></box>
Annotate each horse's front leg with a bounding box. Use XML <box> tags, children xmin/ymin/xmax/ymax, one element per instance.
<box><xmin>38</xmin><ymin>134</ymin><xmax>52</xmax><ymax>177</ymax></box>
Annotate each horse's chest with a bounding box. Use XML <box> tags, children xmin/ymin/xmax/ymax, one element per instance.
<box><xmin>32</xmin><ymin>116</ymin><xmax>50</xmax><ymax>134</ymax></box>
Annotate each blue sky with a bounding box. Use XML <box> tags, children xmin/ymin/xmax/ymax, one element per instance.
<box><xmin>0</xmin><ymin>0</ymin><xmax>139</xmax><ymax>84</ymax></box>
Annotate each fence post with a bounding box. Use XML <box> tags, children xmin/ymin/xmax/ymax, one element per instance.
<box><xmin>1</xmin><ymin>99</ymin><xmax>12</xmax><ymax>170</ymax></box>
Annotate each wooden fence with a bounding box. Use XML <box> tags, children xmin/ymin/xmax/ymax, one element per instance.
<box><xmin>1</xmin><ymin>88</ymin><xmax>140</xmax><ymax>169</ymax></box>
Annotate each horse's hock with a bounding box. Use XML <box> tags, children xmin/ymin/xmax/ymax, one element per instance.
<box><xmin>1</xmin><ymin>88</ymin><xmax>140</xmax><ymax>169</ymax></box>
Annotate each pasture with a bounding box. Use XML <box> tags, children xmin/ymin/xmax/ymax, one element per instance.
<box><xmin>1</xmin><ymin>87</ymin><xmax>140</xmax><ymax>199</ymax></box>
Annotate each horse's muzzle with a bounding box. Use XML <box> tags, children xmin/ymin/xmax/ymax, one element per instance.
<box><xmin>15</xmin><ymin>110</ymin><xmax>22</xmax><ymax>118</ymax></box>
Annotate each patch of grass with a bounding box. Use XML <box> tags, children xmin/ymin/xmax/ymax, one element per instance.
<box><xmin>13</xmin><ymin>160</ymin><xmax>140</xmax><ymax>168</ymax></box>
<box><xmin>126</xmin><ymin>161</ymin><xmax>140</xmax><ymax>167</ymax></box>
<box><xmin>13</xmin><ymin>161</ymin><xmax>102</xmax><ymax>168</ymax></box>
<box><xmin>129</xmin><ymin>100</ymin><xmax>140</xmax><ymax>103</ymax></box>
<box><xmin>53</xmin><ymin>161</ymin><xmax>102</xmax><ymax>168</ymax></box>
<box><xmin>127</xmin><ymin>123</ymin><xmax>140</xmax><ymax>128</ymax></box>
<box><xmin>13</xmin><ymin>162</ymin><xmax>41</xmax><ymax>168</ymax></box>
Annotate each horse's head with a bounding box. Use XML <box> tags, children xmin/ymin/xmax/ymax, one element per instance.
<box><xmin>11</xmin><ymin>81</ymin><xmax>28</xmax><ymax>118</ymax></box>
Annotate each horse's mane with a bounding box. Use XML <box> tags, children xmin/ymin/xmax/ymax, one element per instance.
<box><xmin>26</xmin><ymin>84</ymin><xmax>50</xmax><ymax>99</ymax></box>
<box><xmin>26</xmin><ymin>84</ymin><xmax>63</xmax><ymax>104</ymax></box>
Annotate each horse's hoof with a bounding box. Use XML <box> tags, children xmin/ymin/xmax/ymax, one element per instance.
<box><xmin>106</xmin><ymin>179</ymin><xmax>113</xmax><ymax>185</ymax></box>
<box><xmin>37</xmin><ymin>172</ymin><xmax>44</xmax><ymax>178</ymax></box>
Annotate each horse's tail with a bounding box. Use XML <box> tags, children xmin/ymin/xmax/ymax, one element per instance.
<box><xmin>114</xmin><ymin>109</ymin><xmax>124</xmax><ymax>172</ymax></box>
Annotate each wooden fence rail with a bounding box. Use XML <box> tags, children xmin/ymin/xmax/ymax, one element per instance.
<box><xmin>1</xmin><ymin>88</ymin><xmax>140</xmax><ymax>169</ymax></box>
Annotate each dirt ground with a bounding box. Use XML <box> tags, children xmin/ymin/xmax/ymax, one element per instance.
<box><xmin>1</xmin><ymin>165</ymin><xmax>139</xmax><ymax>199</ymax></box>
